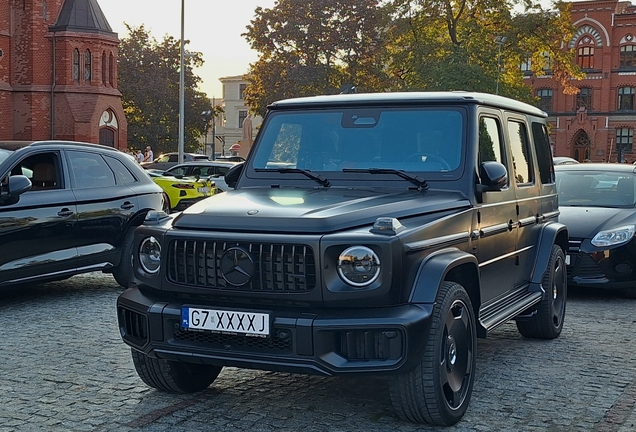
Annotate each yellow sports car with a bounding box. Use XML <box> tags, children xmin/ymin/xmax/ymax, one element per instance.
<box><xmin>146</xmin><ymin>170</ymin><xmax>216</xmax><ymax>212</ymax></box>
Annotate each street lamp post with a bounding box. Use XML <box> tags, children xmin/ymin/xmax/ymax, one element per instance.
<box><xmin>495</xmin><ymin>36</ymin><xmax>507</xmax><ymax>95</ymax></box>
<box><xmin>178</xmin><ymin>0</ymin><xmax>185</xmax><ymax>164</ymax></box>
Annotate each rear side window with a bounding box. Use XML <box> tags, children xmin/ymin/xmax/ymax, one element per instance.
<box><xmin>532</xmin><ymin>122</ymin><xmax>555</xmax><ymax>184</ymax></box>
<box><xmin>105</xmin><ymin>155</ymin><xmax>137</xmax><ymax>185</ymax></box>
<box><xmin>507</xmin><ymin>120</ymin><xmax>533</xmax><ymax>185</ymax></box>
<box><xmin>68</xmin><ymin>151</ymin><xmax>116</xmax><ymax>188</ymax></box>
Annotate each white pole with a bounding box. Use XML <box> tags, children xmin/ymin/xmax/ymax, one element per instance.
<box><xmin>178</xmin><ymin>0</ymin><xmax>185</xmax><ymax>164</ymax></box>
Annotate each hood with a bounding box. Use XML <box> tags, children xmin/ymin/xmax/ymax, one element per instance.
<box><xmin>172</xmin><ymin>187</ymin><xmax>470</xmax><ymax>233</ymax></box>
<box><xmin>559</xmin><ymin>206</ymin><xmax>636</xmax><ymax>239</ymax></box>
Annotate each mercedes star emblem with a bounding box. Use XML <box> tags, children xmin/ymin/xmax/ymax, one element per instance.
<box><xmin>220</xmin><ymin>247</ymin><xmax>254</xmax><ymax>286</ymax></box>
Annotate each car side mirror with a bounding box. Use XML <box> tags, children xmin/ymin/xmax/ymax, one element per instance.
<box><xmin>224</xmin><ymin>163</ymin><xmax>244</xmax><ymax>189</ymax></box>
<box><xmin>479</xmin><ymin>161</ymin><xmax>508</xmax><ymax>190</ymax></box>
<box><xmin>0</xmin><ymin>175</ymin><xmax>31</xmax><ymax>206</ymax></box>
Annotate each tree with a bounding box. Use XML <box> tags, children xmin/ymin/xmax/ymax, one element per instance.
<box><xmin>118</xmin><ymin>24</ymin><xmax>212</xmax><ymax>154</ymax></box>
<box><xmin>383</xmin><ymin>0</ymin><xmax>583</xmax><ymax>102</ymax></box>
<box><xmin>242</xmin><ymin>0</ymin><xmax>391</xmax><ymax>117</ymax></box>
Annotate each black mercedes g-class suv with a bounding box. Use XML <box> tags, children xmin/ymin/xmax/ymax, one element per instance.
<box><xmin>117</xmin><ymin>92</ymin><xmax>568</xmax><ymax>426</ymax></box>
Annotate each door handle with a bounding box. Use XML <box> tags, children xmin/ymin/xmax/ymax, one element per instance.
<box><xmin>120</xmin><ymin>202</ymin><xmax>135</xmax><ymax>210</ymax></box>
<box><xmin>57</xmin><ymin>208</ymin><xmax>74</xmax><ymax>217</ymax></box>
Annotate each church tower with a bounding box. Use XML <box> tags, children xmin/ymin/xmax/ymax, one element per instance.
<box><xmin>0</xmin><ymin>0</ymin><xmax>127</xmax><ymax>148</ymax></box>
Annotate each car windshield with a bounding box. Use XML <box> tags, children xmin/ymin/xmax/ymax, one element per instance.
<box><xmin>556</xmin><ymin>171</ymin><xmax>636</xmax><ymax>207</ymax></box>
<box><xmin>251</xmin><ymin>108</ymin><xmax>464</xmax><ymax>174</ymax></box>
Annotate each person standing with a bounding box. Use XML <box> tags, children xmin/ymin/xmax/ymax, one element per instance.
<box><xmin>136</xmin><ymin>149</ymin><xmax>144</xmax><ymax>164</ymax></box>
<box><xmin>144</xmin><ymin>146</ymin><xmax>154</xmax><ymax>162</ymax></box>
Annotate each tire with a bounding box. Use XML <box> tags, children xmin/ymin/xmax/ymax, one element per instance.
<box><xmin>131</xmin><ymin>349</ymin><xmax>222</xmax><ymax>393</ymax></box>
<box><xmin>112</xmin><ymin>228</ymin><xmax>135</xmax><ymax>288</ymax></box>
<box><xmin>389</xmin><ymin>281</ymin><xmax>476</xmax><ymax>426</ymax></box>
<box><xmin>516</xmin><ymin>245</ymin><xmax>567</xmax><ymax>339</ymax></box>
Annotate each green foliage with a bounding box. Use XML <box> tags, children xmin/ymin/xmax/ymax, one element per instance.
<box><xmin>242</xmin><ymin>0</ymin><xmax>583</xmax><ymax>111</ymax></box>
<box><xmin>242</xmin><ymin>0</ymin><xmax>391</xmax><ymax>117</ymax></box>
<box><xmin>118</xmin><ymin>24</ymin><xmax>213</xmax><ymax>154</ymax></box>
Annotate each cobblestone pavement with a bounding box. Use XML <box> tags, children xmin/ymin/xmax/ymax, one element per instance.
<box><xmin>1</xmin><ymin>272</ymin><xmax>635</xmax><ymax>432</ymax></box>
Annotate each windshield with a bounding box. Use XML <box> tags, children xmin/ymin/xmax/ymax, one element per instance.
<box><xmin>252</xmin><ymin>108</ymin><xmax>464</xmax><ymax>175</ymax></box>
<box><xmin>556</xmin><ymin>171</ymin><xmax>636</xmax><ymax>207</ymax></box>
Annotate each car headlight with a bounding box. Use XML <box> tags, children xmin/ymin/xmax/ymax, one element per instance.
<box><xmin>337</xmin><ymin>246</ymin><xmax>380</xmax><ymax>287</ymax></box>
<box><xmin>591</xmin><ymin>225</ymin><xmax>636</xmax><ymax>247</ymax></box>
<box><xmin>139</xmin><ymin>236</ymin><xmax>161</xmax><ymax>274</ymax></box>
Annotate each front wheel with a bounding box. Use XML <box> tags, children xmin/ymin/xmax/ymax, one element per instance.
<box><xmin>111</xmin><ymin>228</ymin><xmax>135</xmax><ymax>288</ymax></box>
<box><xmin>516</xmin><ymin>244</ymin><xmax>567</xmax><ymax>339</ymax></box>
<box><xmin>131</xmin><ymin>349</ymin><xmax>222</xmax><ymax>393</ymax></box>
<box><xmin>389</xmin><ymin>281</ymin><xmax>476</xmax><ymax>426</ymax></box>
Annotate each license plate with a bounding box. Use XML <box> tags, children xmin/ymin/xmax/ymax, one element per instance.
<box><xmin>197</xmin><ymin>187</ymin><xmax>210</xmax><ymax>194</ymax></box>
<box><xmin>181</xmin><ymin>307</ymin><xmax>270</xmax><ymax>337</ymax></box>
<box><xmin>565</xmin><ymin>255</ymin><xmax>571</xmax><ymax>265</ymax></box>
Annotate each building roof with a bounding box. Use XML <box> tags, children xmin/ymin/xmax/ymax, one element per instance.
<box><xmin>49</xmin><ymin>0</ymin><xmax>116</xmax><ymax>35</ymax></box>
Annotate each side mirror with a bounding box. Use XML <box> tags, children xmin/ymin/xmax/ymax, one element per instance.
<box><xmin>0</xmin><ymin>175</ymin><xmax>31</xmax><ymax>206</ymax></box>
<box><xmin>479</xmin><ymin>161</ymin><xmax>508</xmax><ymax>190</ymax></box>
<box><xmin>224</xmin><ymin>163</ymin><xmax>244</xmax><ymax>189</ymax></box>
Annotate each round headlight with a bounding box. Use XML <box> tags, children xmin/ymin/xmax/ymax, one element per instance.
<box><xmin>337</xmin><ymin>246</ymin><xmax>380</xmax><ymax>287</ymax></box>
<box><xmin>139</xmin><ymin>236</ymin><xmax>161</xmax><ymax>274</ymax></box>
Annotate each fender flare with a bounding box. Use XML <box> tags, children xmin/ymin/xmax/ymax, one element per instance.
<box><xmin>529</xmin><ymin>221</ymin><xmax>568</xmax><ymax>286</ymax></box>
<box><xmin>409</xmin><ymin>248</ymin><xmax>480</xmax><ymax>304</ymax></box>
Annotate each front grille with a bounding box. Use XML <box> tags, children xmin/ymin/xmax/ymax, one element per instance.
<box><xmin>173</xmin><ymin>328</ymin><xmax>292</xmax><ymax>353</ymax></box>
<box><xmin>570</xmin><ymin>254</ymin><xmax>605</xmax><ymax>278</ymax></box>
<box><xmin>167</xmin><ymin>240</ymin><xmax>316</xmax><ymax>292</ymax></box>
<box><xmin>568</xmin><ymin>238</ymin><xmax>582</xmax><ymax>254</ymax></box>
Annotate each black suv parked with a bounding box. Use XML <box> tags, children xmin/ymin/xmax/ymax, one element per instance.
<box><xmin>117</xmin><ymin>92</ymin><xmax>568</xmax><ymax>426</ymax></box>
<box><xmin>0</xmin><ymin>141</ymin><xmax>165</xmax><ymax>288</ymax></box>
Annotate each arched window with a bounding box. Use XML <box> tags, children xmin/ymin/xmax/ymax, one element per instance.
<box><xmin>537</xmin><ymin>89</ymin><xmax>552</xmax><ymax>111</ymax></box>
<box><xmin>109</xmin><ymin>53</ymin><xmax>114</xmax><ymax>86</ymax></box>
<box><xmin>72</xmin><ymin>49</ymin><xmax>80</xmax><ymax>81</ymax></box>
<box><xmin>576</xmin><ymin>87</ymin><xmax>593</xmax><ymax>110</ymax></box>
<box><xmin>577</xmin><ymin>45</ymin><xmax>594</xmax><ymax>69</ymax></box>
<box><xmin>620</xmin><ymin>45</ymin><xmax>636</xmax><ymax>69</ymax></box>
<box><xmin>102</xmin><ymin>51</ymin><xmax>107</xmax><ymax>85</ymax></box>
<box><xmin>84</xmin><ymin>49</ymin><xmax>92</xmax><ymax>82</ymax></box>
<box><xmin>618</xmin><ymin>87</ymin><xmax>635</xmax><ymax>110</ymax></box>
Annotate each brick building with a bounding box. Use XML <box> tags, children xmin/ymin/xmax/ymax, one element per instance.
<box><xmin>528</xmin><ymin>0</ymin><xmax>636</xmax><ymax>162</ymax></box>
<box><xmin>0</xmin><ymin>0</ymin><xmax>126</xmax><ymax>148</ymax></box>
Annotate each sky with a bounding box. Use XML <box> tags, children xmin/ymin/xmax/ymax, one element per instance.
<box><xmin>97</xmin><ymin>0</ymin><xmax>278</xmax><ymax>99</ymax></box>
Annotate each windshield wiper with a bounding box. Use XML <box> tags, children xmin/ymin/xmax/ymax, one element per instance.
<box><xmin>342</xmin><ymin>168</ymin><xmax>428</xmax><ymax>190</ymax></box>
<box><xmin>255</xmin><ymin>167</ymin><xmax>330</xmax><ymax>187</ymax></box>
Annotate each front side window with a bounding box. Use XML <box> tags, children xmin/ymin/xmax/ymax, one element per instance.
<box><xmin>577</xmin><ymin>87</ymin><xmax>593</xmax><ymax>110</ymax></box>
<box><xmin>620</xmin><ymin>45</ymin><xmax>636</xmax><ymax>68</ymax></box>
<box><xmin>537</xmin><ymin>89</ymin><xmax>552</xmax><ymax>111</ymax></box>
<box><xmin>577</xmin><ymin>45</ymin><xmax>594</xmax><ymax>69</ymax></box>
<box><xmin>507</xmin><ymin>120</ymin><xmax>533</xmax><ymax>185</ymax></box>
<box><xmin>618</xmin><ymin>87</ymin><xmax>635</xmax><ymax>110</ymax></box>
<box><xmin>479</xmin><ymin>117</ymin><xmax>504</xmax><ymax>165</ymax></box>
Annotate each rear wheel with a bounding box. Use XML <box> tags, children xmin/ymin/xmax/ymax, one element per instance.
<box><xmin>516</xmin><ymin>245</ymin><xmax>567</xmax><ymax>339</ymax></box>
<box><xmin>111</xmin><ymin>228</ymin><xmax>135</xmax><ymax>288</ymax></box>
<box><xmin>389</xmin><ymin>281</ymin><xmax>476</xmax><ymax>426</ymax></box>
<box><xmin>131</xmin><ymin>349</ymin><xmax>222</xmax><ymax>393</ymax></box>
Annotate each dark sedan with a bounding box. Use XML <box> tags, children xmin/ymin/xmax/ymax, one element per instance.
<box><xmin>556</xmin><ymin>163</ymin><xmax>636</xmax><ymax>297</ymax></box>
<box><xmin>0</xmin><ymin>141</ymin><xmax>166</xmax><ymax>288</ymax></box>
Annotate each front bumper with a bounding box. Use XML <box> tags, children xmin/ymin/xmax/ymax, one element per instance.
<box><xmin>117</xmin><ymin>286</ymin><xmax>433</xmax><ymax>377</ymax></box>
